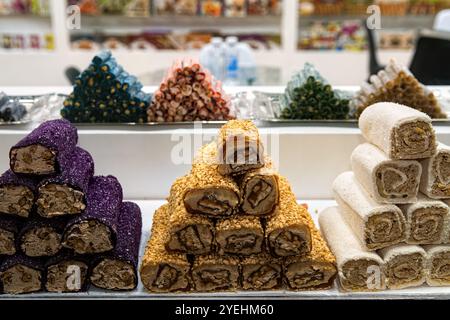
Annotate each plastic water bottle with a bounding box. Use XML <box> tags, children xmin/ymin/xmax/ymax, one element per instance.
<box><xmin>237</xmin><ymin>42</ymin><xmax>257</xmax><ymax>85</ymax></box>
<box><xmin>224</xmin><ymin>36</ymin><xmax>240</xmax><ymax>86</ymax></box>
<box><xmin>199</xmin><ymin>37</ymin><xmax>226</xmax><ymax>81</ymax></box>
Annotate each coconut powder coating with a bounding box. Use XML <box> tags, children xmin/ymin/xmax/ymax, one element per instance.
<box><xmin>0</xmin><ymin>170</ymin><xmax>36</xmax><ymax>218</ymax></box>
<box><xmin>62</xmin><ymin>175</ymin><xmax>123</xmax><ymax>255</ymax></box>
<box><xmin>36</xmin><ymin>147</ymin><xmax>94</xmax><ymax>218</ymax></box>
<box><xmin>10</xmin><ymin>119</ymin><xmax>78</xmax><ymax>176</ymax></box>
<box><xmin>0</xmin><ymin>254</ymin><xmax>43</xmax><ymax>294</ymax></box>
<box><xmin>90</xmin><ymin>202</ymin><xmax>142</xmax><ymax>291</ymax></box>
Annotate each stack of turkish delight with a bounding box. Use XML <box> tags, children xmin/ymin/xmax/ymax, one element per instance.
<box><xmin>61</xmin><ymin>51</ymin><xmax>151</xmax><ymax>123</ymax></box>
<box><xmin>0</xmin><ymin>119</ymin><xmax>142</xmax><ymax>294</ymax></box>
<box><xmin>140</xmin><ymin>120</ymin><xmax>336</xmax><ymax>293</ymax></box>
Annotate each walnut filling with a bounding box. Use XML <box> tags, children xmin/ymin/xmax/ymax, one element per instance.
<box><xmin>37</xmin><ymin>184</ymin><xmax>85</xmax><ymax>218</ymax></box>
<box><xmin>409</xmin><ymin>208</ymin><xmax>445</xmax><ymax>243</ymax></box>
<box><xmin>386</xmin><ymin>253</ymin><xmax>424</xmax><ymax>288</ymax></box>
<box><xmin>341</xmin><ymin>259</ymin><xmax>381</xmax><ymax>291</ymax></box>
<box><xmin>20</xmin><ymin>227</ymin><xmax>62</xmax><ymax>257</ymax></box>
<box><xmin>216</xmin><ymin>230</ymin><xmax>263</xmax><ymax>255</ymax></box>
<box><xmin>91</xmin><ymin>259</ymin><xmax>136</xmax><ymax>290</ymax></box>
<box><xmin>193</xmin><ymin>265</ymin><xmax>238</xmax><ymax>291</ymax></box>
<box><xmin>430</xmin><ymin>252</ymin><xmax>450</xmax><ymax>283</ymax></box>
<box><xmin>243</xmin><ymin>264</ymin><xmax>281</xmax><ymax>290</ymax></box>
<box><xmin>0</xmin><ymin>228</ymin><xmax>16</xmax><ymax>255</ymax></box>
<box><xmin>184</xmin><ymin>188</ymin><xmax>239</xmax><ymax>217</ymax></box>
<box><xmin>63</xmin><ymin>220</ymin><xmax>114</xmax><ymax>254</ymax></box>
<box><xmin>365</xmin><ymin>212</ymin><xmax>404</xmax><ymax>250</ymax></box>
<box><xmin>242</xmin><ymin>175</ymin><xmax>278</xmax><ymax>215</ymax></box>
<box><xmin>432</xmin><ymin>152</ymin><xmax>450</xmax><ymax>197</ymax></box>
<box><xmin>167</xmin><ymin>225</ymin><xmax>213</xmax><ymax>254</ymax></box>
<box><xmin>220</xmin><ymin>142</ymin><xmax>264</xmax><ymax>175</ymax></box>
<box><xmin>46</xmin><ymin>260</ymin><xmax>88</xmax><ymax>292</ymax></box>
<box><xmin>285</xmin><ymin>262</ymin><xmax>336</xmax><ymax>290</ymax></box>
<box><xmin>392</xmin><ymin>121</ymin><xmax>435</xmax><ymax>159</ymax></box>
<box><xmin>10</xmin><ymin>144</ymin><xmax>56</xmax><ymax>175</ymax></box>
<box><xmin>0</xmin><ymin>264</ymin><xmax>42</xmax><ymax>294</ymax></box>
<box><xmin>269</xmin><ymin>227</ymin><xmax>311</xmax><ymax>257</ymax></box>
<box><xmin>0</xmin><ymin>185</ymin><xmax>34</xmax><ymax>217</ymax></box>
<box><xmin>376</xmin><ymin>163</ymin><xmax>420</xmax><ymax>199</ymax></box>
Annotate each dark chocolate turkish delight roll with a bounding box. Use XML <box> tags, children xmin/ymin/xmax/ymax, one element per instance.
<box><xmin>90</xmin><ymin>202</ymin><xmax>142</xmax><ymax>291</ymax></box>
<box><xmin>36</xmin><ymin>147</ymin><xmax>94</xmax><ymax>218</ymax></box>
<box><xmin>9</xmin><ymin>119</ymin><xmax>78</xmax><ymax>176</ymax></box>
<box><xmin>62</xmin><ymin>176</ymin><xmax>123</xmax><ymax>254</ymax></box>
<box><xmin>0</xmin><ymin>216</ymin><xmax>21</xmax><ymax>256</ymax></box>
<box><xmin>45</xmin><ymin>251</ymin><xmax>90</xmax><ymax>293</ymax></box>
<box><xmin>0</xmin><ymin>170</ymin><xmax>36</xmax><ymax>218</ymax></box>
<box><xmin>0</xmin><ymin>253</ymin><xmax>43</xmax><ymax>294</ymax></box>
<box><xmin>19</xmin><ymin>217</ymin><xmax>66</xmax><ymax>257</ymax></box>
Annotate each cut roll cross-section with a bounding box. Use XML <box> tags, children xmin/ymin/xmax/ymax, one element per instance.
<box><xmin>359</xmin><ymin>102</ymin><xmax>436</xmax><ymax>160</ymax></box>
<box><xmin>183</xmin><ymin>142</ymin><xmax>240</xmax><ymax>218</ymax></box>
<box><xmin>319</xmin><ymin>206</ymin><xmax>386</xmax><ymax>292</ymax></box>
<box><xmin>0</xmin><ymin>254</ymin><xmax>43</xmax><ymax>294</ymax></box>
<box><xmin>265</xmin><ymin>176</ymin><xmax>312</xmax><ymax>258</ymax></box>
<box><xmin>241</xmin><ymin>253</ymin><xmax>283</xmax><ymax>290</ymax></box>
<box><xmin>333</xmin><ymin>172</ymin><xmax>406</xmax><ymax>250</ymax></box>
<box><xmin>140</xmin><ymin>204</ymin><xmax>191</xmax><ymax>293</ymax></box>
<box><xmin>166</xmin><ymin>176</ymin><xmax>214</xmax><ymax>255</ymax></box>
<box><xmin>425</xmin><ymin>245</ymin><xmax>450</xmax><ymax>286</ymax></box>
<box><xmin>217</xmin><ymin>120</ymin><xmax>265</xmax><ymax>176</ymax></box>
<box><xmin>351</xmin><ymin>143</ymin><xmax>421</xmax><ymax>204</ymax></box>
<box><xmin>0</xmin><ymin>170</ymin><xmax>36</xmax><ymax>218</ymax></box>
<box><xmin>191</xmin><ymin>254</ymin><xmax>240</xmax><ymax>292</ymax></box>
<box><xmin>0</xmin><ymin>217</ymin><xmax>20</xmax><ymax>256</ymax></box>
<box><xmin>45</xmin><ymin>253</ymin><xmax>90</xmax><ymax>293</ymax></box>
<box><xmin>420</xmin><ymin>143</ymin><xmax>450</xmax><ymax>199</ymax></box>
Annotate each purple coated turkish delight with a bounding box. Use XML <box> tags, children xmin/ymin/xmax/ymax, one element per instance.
<box><xmin>0</xmin><ymin>169</ymin><xmax>36</xmax><ymax>218</ymax></box>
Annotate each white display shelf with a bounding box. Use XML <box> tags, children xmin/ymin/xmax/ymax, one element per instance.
<box><xmin>1</xmin><ymin>199</ymin><xmax>450</xmax><ymax>299</ymax></box>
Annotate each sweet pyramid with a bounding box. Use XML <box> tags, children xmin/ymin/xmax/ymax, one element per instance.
<box><xmin>140</xmin><ymin>120</ymin><xmax>337</xmax><ymax>293</ymax></box>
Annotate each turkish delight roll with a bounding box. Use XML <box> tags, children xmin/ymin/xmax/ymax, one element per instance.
<box><xmin>284</xmin><ymin>217</ymin><xmax>337</xmax><ymax>290</ymax></box>
<box><xmin>265</xmin><ymin>176</ymin><xmax>311</xmax><ymax>257</ymax></box>
<box><xmin>319</xmin><ymin>206</ymin><xmax>386</xmax><ymax>292</ymax></box>
<box><xmin>424</xmin><ymin>245</ymin><xmax>450</xmax><ymax>286</ymax></box>
<box><xmin>36</xmin><ymin>147</ymin><xmax>94</xmax><ymax>218</ymax></box>
<box><xmin>0</xmin><ymin>254</ymin><xmax>43</xmax><ymax>294</ymax></box>
<box><xmin>240</xmin><ymin>159</ymin><xmax>279</xmax><ymax>216</ymax></box>
<box><xmin>140</xmin><ymin>205</ymin><xmax>191</xmax><ymax>293</ymax></box>
<box><xmin>183</xmin><ymin>142</ymin><xmax>240</xmax><ymax>217</ymax></box>
<box><xmin>420</xmin><ymin>142</ymin><xmax>450</xmax><ymax>199</ymax></box>
<box><xmin>10</xmin><ymin>119</ymin><xmax>78</xmax><ymax>175</ymax></box>
<box><xmin>351</xmin><ymin>143</ymin><xmax>422</xmax><ymax>204</ymax></box>
<box><xmin>0</xmin><ymin>170</ymin><xmax>36</xmax><ymax>218</ymax></box>
<box><xmin>191</xmin><ymin>254</ymin><xmax>240</xmax><ymax>292</ymax></box>
<box><xmin>90</xmin><ymin>202</ymin><xmax>142</xmax><ymax>291</ymax></box>
<box><xmin>359</xmin><ymin>102</ymin><xmax>436</xmax><ymax>160</ymax></box>
<box><xmin>379</xmin><ymin>244</ymin><xmax>426</xmax><ymax>289</ymax></box>
<box><xmin>217</xmin><ymin>120</ymin><xmax>264</xmax><ymax>176</ymax></box>
<box><xmin>241</xmin><ymin>253</ymin><xmax>283</xmax><ymax>290</ymax></box>
<box><xmin>19</xmin><ymin>217</ymin><xmax>66</xmax><ymax>257</ymax></box>
<box><xmin>216</xmin><ymin>215</ymin><xmax>264</xmax><ymax>256</ymax></box>
<box><xmin>333</xmin><ymin>172</ymin><xmax>406</xmax><ymax>250</ymax></box>
<box><xmin>0</xmin><ymin>217</ymin><xmax>21</xmax><ymax>256</ymax></box>
<box><xmin>400</xmin><ymin>194</ymin><xmax>449</xmax><ymax>244</ymax></box>
<box><xmin>45</xmin><ymin>251</ymin><xmax>90</xmax><ymax>293</ymax></box>
<box><xmin>62</xmin><ymin>176</ymin><xmax>123</xmax><ymax>254</ymax></box>
<box><xmin>166</xmin><ymin>176</ymin><xmax>214</xmax><ymax>255</ymax></box>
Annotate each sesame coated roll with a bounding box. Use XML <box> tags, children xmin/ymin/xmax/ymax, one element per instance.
<box><xmin>283</xmin><ymin>219</ymin><xmax>337</xmax><ymax>290</ymax></box>
<box><xmin>10</xmin><ymin>119</ymin><xmax>78</xmax><ymax>176</ymax></box>
<box><xmin>140</xmin><ymin>204</ymin><xmax>191</xmax><ymax>293</ymax></box>
<box><xmin>239</xmin><ymin>158</ymin><xmax>279</xmax><ymax>216</ymax></box>
<box><xmin>166</xmin><ymin>176</ymin><xmax>214</xmax><ymax>255</ymax></box>
<box><xmin>0</xmin><ymin>216</ymin><xmax>21</xmax><ymax>256</ymax></box>
<box><xmin>90</xmin><ymin>202</ymin><xmax>142</xmax><ymax>291</ymax></box>
<box><xmin>0</xmin><ymin>253</ymin><xmax>44</xmax><ymax>294</ymax></box>
<box><xmin>36</xmin><ymin>147</ymin><xmax>94</xmax><ymax>218</ymax></box>
<box><xmin>183</xmin><ymin>142</ymin><xmax>240</xmax><ymax>218</ymax></box>
<box><xmin>0</xmin><ymin>170</ymin><xmax>36</xmax><ymax>218</ymax></box>
<box><xmin>217</xmin><ymin>120</ymin><xmax>264</xmax><ymax>176</ymax></box>
<box><xmin>191</xmin><ymin>254</ymin><xmax>240</xmax><ymax>292</ymax></box>
<box><xmin>265</xmin><ymin>176</ymin><xmax>312</xmax><ymax>257</ymax></box>
<box><xmin>241</xmin><ymin>253</ymin><xmax>283</xmax><ymax>290</ymax></box>
<box><xmin>62</xmin><ymin>176</ymin><xmax>123</xmax><ymax>254</ymax></box>
<box><xmin>216</xmin><ymin>215</ymin><xmax>264</xmax><ymax>256</ymax></box>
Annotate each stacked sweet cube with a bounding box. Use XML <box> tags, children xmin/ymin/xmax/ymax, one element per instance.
<box><xmin>0</xmin><ymin>119</ymin><xmax>141</xmax><ymax>294</ymax></box>
<box><xmin>319</xmin><ymin>102</ymin><xmax>450</xmax><ymax>291</ymax></box>
<box><xmin>140</xmin><ymin>120</ymin><xmax>336</xmax><ymax>293</ymax></box>
<box><xmin>62</xmin><ymin>51</ymin><xmax>151</xmax><ymax>123</ymax></box>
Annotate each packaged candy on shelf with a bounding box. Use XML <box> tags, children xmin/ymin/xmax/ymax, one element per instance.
<box><xmin>224</xmin><ymin>0</ymin><xmax>246</xmax><ymax>17</ymax></box>
<box><xmin>200</xmin><ymin>0</ymin><xmax>223</xmax><ymax>16</ymax></box>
